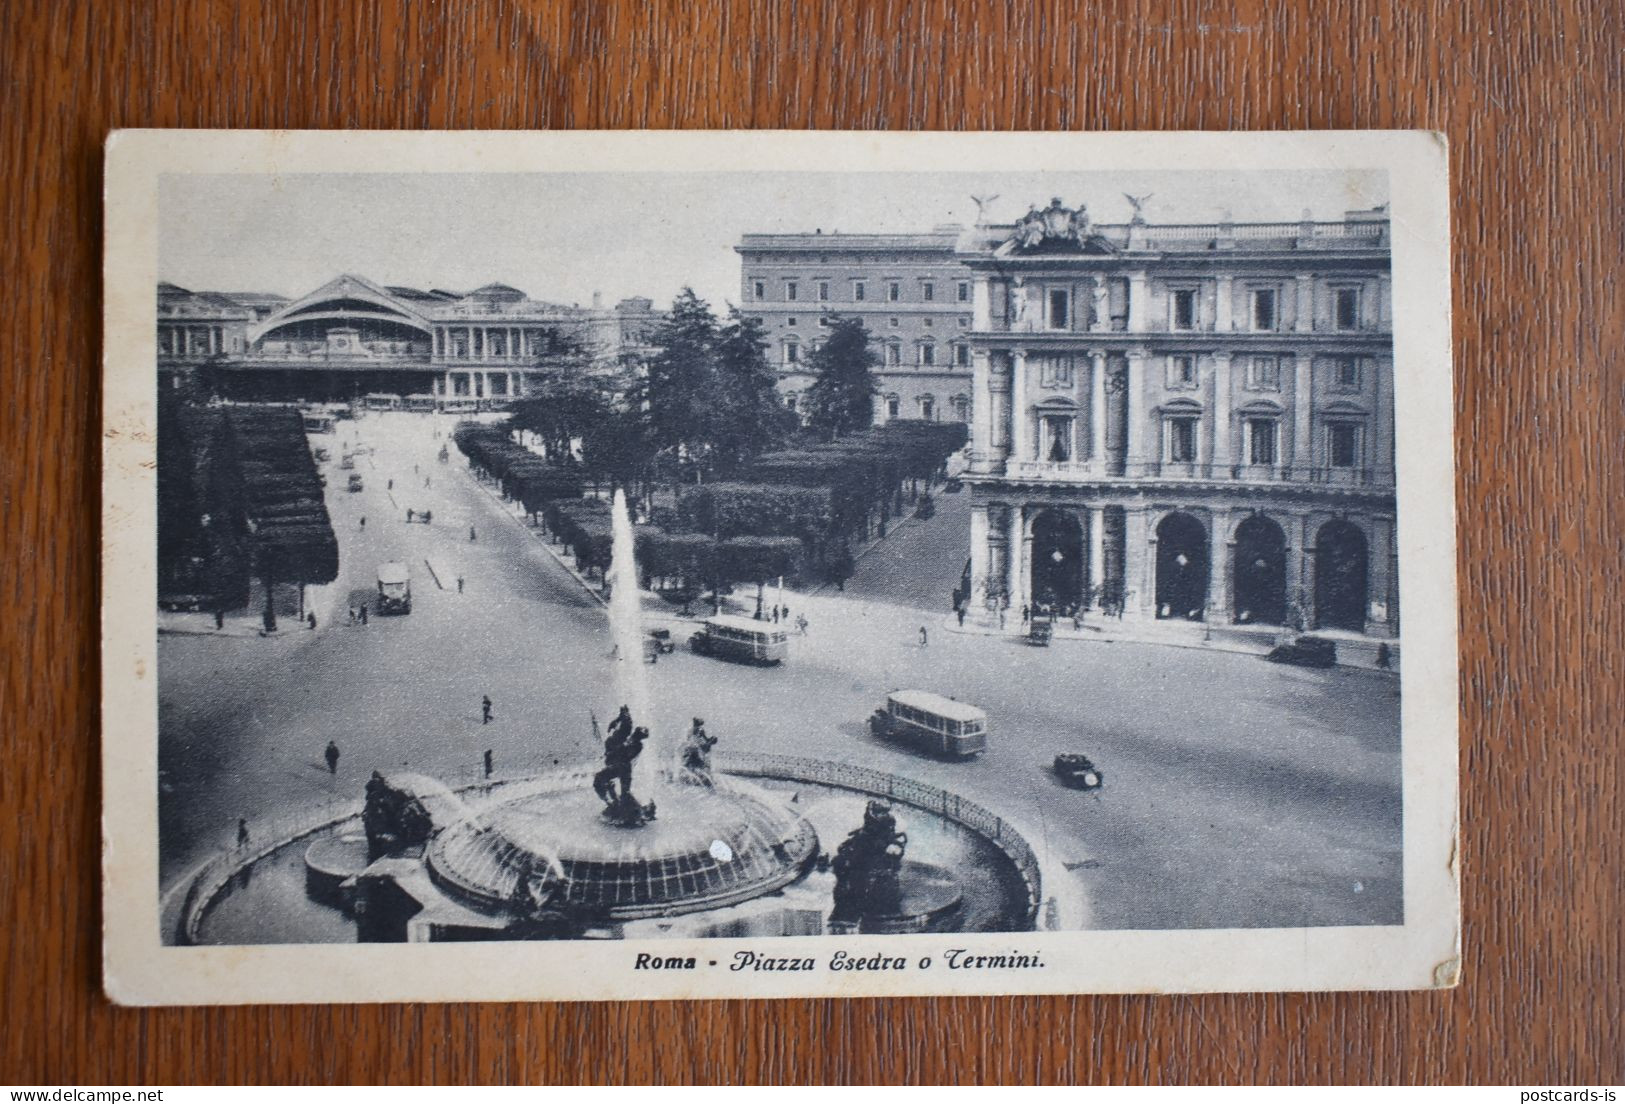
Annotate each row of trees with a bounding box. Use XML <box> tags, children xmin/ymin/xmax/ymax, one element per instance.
<box><xmin>505</xmin><ymin>289</ymin><xmax>889</xmax><ymax>496</ymax></box>
<box><xmin>157</xmin><ymin>400</ymin><xmax>339</xmax><ymax>621</ymax></box>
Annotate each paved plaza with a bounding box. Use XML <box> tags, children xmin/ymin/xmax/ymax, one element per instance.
<box><xmin>158</xmin><ymin>412</ymin><xmax>1403</xmax><ymax>931</ymax></box>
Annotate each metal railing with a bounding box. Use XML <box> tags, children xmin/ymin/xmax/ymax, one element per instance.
<box><xmin>1005</xmin><ymin>458</ymin><xmax>1394</xmax><ymax>488</ymax></box>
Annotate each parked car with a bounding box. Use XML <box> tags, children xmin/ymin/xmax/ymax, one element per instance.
<box><xmin>1026</xmin><ymin>619</ymin><xmax>1053</xmax><ymax>646</ymax></box>
<box><xmin>647</xmin><ymin>627</ymin><xmax>676</xmax><ymax>654</ymax></box>
<box><xmin>1053</xmin><ymin>753</ymin><xmax>1104</xmax><ymax>791</ymax></box>
<box><xmin>1266</xmin><ymin>636</ymin><xmax>1337</xmax><ymax>668</ymax></box>
<box><xmin>347</xmin><ymin>473</ymin><xmax>364</xmax><ymax>492</ymax></box>
<box><xmin>312</xmin><ymin>446</ymin><xmax>331</xmax><ymax>463</ymax></box>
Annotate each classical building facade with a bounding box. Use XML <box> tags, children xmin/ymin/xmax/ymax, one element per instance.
<box><xmin>959</xmin><ymin>199</ymin><xmax>1398</xmax><ymax>637</ymax></box>
<box><xmin>157</xmin><ymin>274</ymin><xmax>660</xmax><ymax>405</ymax></box>
<box><xmin>735</xmin><ymin>229</ymin><xmax>976</xmax><ymax>424</ymax></box>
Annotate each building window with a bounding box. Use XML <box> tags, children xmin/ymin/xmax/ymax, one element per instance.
<box><xmin>920</xmin><ymin>396</ymin><xmax>936</xmax><ymax>421</ymax></box>
<box><xmin>786</xmin><ymin>317</ymin><xmax>797</xmax><ymax>327</ymax></box>
<box><xmin>784</xmin><ymin>341</ymin><xmax>800</xmax><ymax>364</ymax></box>
<box><xmin>1246</xmin><ymin>418</ymin><xmax>1278</xmax><ymax>465</ymax></box>
<box><xmin>854</xmin><ymin>281</ymin><xmax>866</xmax><ymax>301</ymax></box>
<box><xmin>818</xmin><ymin>281</ymin><xmax>830</xmax><ymax>302</ymax></box>
<box><xmin>1047</xmin><ymin>288</ymin><xmax>1070</xmax><ymax>330</ymax></box>
<box><xmin>959</xmin><ymin>315</ymin><xmax>971</xmax><ymax>327</ymax></box>
<box><xmin>1167</xmin><ymin>355</ymin><xmax>1197</xmax><ymax>389</ymax></box>
<box><xmin>1165</xmin><ymin>417</ymin><xmax>1199</xmax><ymax>463</ymax></box>
<box><xmin>490</xmin><ymin>374</ymin><xmax>509</xmax><ymax>396</ymax></box>
<box><xmin>923</xmin><ymin>281</ymin><xmax>935</xmax><ymax>302</ymax></box>
<box><xmin>888</xmin><ymin>281</ymin><xmax>901</xmax><ymax>302</ymax></box>
<box><xmin>919</xmin><ymin>343</ymin><xmax>936</xmax><ymax>367</ymax></box>
<box><xmin>1251</xmin><ymin>288</ymin><xmax>1278</xmax><ymax>331</ymax></box>
<box><xmin>785</xmin><ymin>395</ymin><xmax>798</xmax><ymax>412</ymax></box>
<box><xmin>818</xmin><ymin>317</ymin><xmax>829</xmax><ymax>327</ymax></box>
<box><xmin>1334</xmin><ymin>287</ymin><xmax>1361</xmax><ymax>331</ymax></box>
<box><xmin>953</xmin><ymin>343</ymin><xmax>970</xmax><ymax>367</ymax></box>
<box><xmin>1041</xmin><ymin>414</ymin><xmax>1074</xmax><ymax>462</ymax></box>
<box><xmin>1171</xmin><ymin>288</ymin><xmax>1197</xmax><ymax>330</ymax></box>
<box><xmin>889</xmin><ymin>316</ymin><xmax>899</xmax><ymax>327</ymax></box>
<box><xmin>786</xmin><ymin>282</ymin><xmax>798</xmax><ymax>302</ymax></box>
<box><xmin>958</xmin><ymin>281</ymin><xmax>971</xmax><ymax>302</ymax></box>
<box><xmin>1333</xmin><ymin>355</ymin><xmax>1361</xmax><ymax>389</ymax></box>
<box><xmin>1328</xmin><ymin>422</ymin><xmax>1362</xmax><ymax>467</ymax></box>
<box><xmin>885</xmin><ymin>342</ymin><xmax>901</xmax><ymax>366</ymax></box>
<box><xmin>923</xmin><ymin>318</ymin><xmax>933</xmax><ymax>328</ymax></box>
<box><xmin>753</xmin><ymin>280</ymin><xmax>765</xmax><ymax>299</ymax></box>
<box><xmin>1246</xmin><ymin>355</ymin><xmax>1281</xmax><ymax>391</ymax></box>
<box><xmin>886</xmin><ymin>395</ymin><xmax>901</xmax><ymax>419</ymax></box>
<box><xmin>952</xmin><ymin>395</ymin><xmax>971</xmax><ymax>421</ymax></box>
<box><xmin>452</xmin><ymin>373</ymin><xmax>471</xmax><ymax>397</ymax></box>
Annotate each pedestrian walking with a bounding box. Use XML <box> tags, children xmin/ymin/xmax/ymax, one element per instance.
<box><xmin>425</xmin><ymin>476</ymin><xmax>432</xmax><ymax>488</ymax></box>
<box><xmin>998</xmin><ymin>608</ymin><xmax>1007</xmax><ymax>630</ymax></box>
<box><xmin>470</xmin><ymin>525</ymin><xmax>477</xmax><ymax>542</ymax></box>
<box><xmin>360</xmin><ymin>516</ymin><xmax>366</xmax><ymax>529</ymax></box>
<box><xmin>237</xmin><ymin>817</ymin><xmax>250</xmax><ymax>848</ymax></box>
<box><xmin>307</xmin><ymin>611</ymin><xmax>317</xmax><ymax>631</ymax></box>
<box><xmin>483</xmin><ymin>749</ymin><xmax>494</xmax><ymax>778</ymax></box>
<box><xmin>348</xmin><ymin>606</ymin><xmax>356</xmax><ymax>624</ymax></box>
<box><xmin>214</xmin><ymin>608</ymin><xmax>225</xmax><ymax>631</ymax></box>
<box><xmin>796</xmin><ymin>613</ymin><xmax>808</xmax><ymax>635</ymax></box>
<box><xmin>324</xmin><ymin>740</ymin><xmax>340</xmax><ymax>774</ymax></box>
<box><xmin>407</xmin><ymin>507</ymin><xmax>414</xmax><ymax>522</ymax></box>
<box><xmin>457</xmin><ymin>575</ymin><xmax>465</xmax><ymax>594</ymax></box>
<box><xmin>957</xmin><ymin>606</ymin><xmax>967</xmax><ymax>627</ymax></box>
<box><xmin>413</xmin><ymin>463</ymin><xmax>419</xmax><ymax>474</ymax></box>
<box><xmin>359</xmin><ymin>605</ymin><xmax>369</xmax><ymax>625</ymax></box>
<box><xmin>481</xmin><ymin>695</ymin><xmax>493</xmax><ymax>725</ymax></box>
<box><xmin>919</xmin><ymin>626</ymin><xmax>929</xmax><ymax>647</ymax></box>
<box><xmin>1022</xmin><ymin>604</ymin><xmax>1030</xmax><ymax>624</ymax></box>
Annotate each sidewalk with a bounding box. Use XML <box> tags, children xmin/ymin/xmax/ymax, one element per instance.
<box><xmin>944</xmin><ymin>608</ymin><xmax>1400</xmax><ymax>671</ymax></box>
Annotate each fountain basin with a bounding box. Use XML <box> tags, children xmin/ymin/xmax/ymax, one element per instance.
<box><xmin>426</xmin><ymin>770</ymin><xmax>820</xmax><ymax>921</ymax></box>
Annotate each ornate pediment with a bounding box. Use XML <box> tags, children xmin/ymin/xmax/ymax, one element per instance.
<box><xmin>1005</xmin><ymin>198</ymin><xmax>1116</xmax><ymax>255</ymax></box>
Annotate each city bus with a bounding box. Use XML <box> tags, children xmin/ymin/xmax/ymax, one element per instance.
<box><xmin>302</xmin><ymin>411</ymin><xmax>337</xmax><ymax>435</ymax></box>
<box><xmin>688</xmin><ymin>615</ymin><xmax>789</xmax><ymax>666</ymax></box>
<box><xmin>439</xmin><ymin>397</ymin><xmax>480</xmax><ymax>415</ymax></box>
<box><xmin>376</xmin><ymin>561</ymin><xmax>412</xmax><ymax>615</ymax></box>
<box><xmin>868</xmin><ymin>690</ymin><xmax>988</xmax><ymax>760</ymax></box>
<box><xmin>361</xmin><ymin>392</ymin><xmax>402</xmax><ymax>411</ymax></box>
<box><xmin>404</xmin><ymin>393</ymin><xmax>437</xmax><ymax>413</ymax></box>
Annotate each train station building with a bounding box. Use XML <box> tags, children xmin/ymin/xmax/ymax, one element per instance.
<box><xmin>955</xmin><ymin>199</ymin><xmax>1399</xmax><ymax>638</ymax></box>
<box><xmin>157</xmin><ymin>274</ymin><xmax>660</xmax><ymax>406</ymax></box>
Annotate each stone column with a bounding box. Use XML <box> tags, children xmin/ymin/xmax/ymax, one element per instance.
<box><xmin>1211</xmin><ymin>351</ymin><xmax>1233</xmax><ymax>471</ymax></box>
<box><xmin>1214</xmin><ymin>275</ymin><xmax>1233</xmax><ymax>332</ymax></box>
<box><xmin>1090</xmin><ymin>275</ymin><xmax>1109</xmax><ymax>333</ymax></box>
<box><xmin>1124</xmin><ymin>349</ymin><xmax>1146</xmax><ymax>471</ymax></box>
<box><xmin>969</xmin><ymin>504</ymin><xmax>990</xmax><ymax>616</ymax></box>
<box><xmin>1009</xmin><ymin>349</ymin><xmax>1028</xmax><ymax>462</ymax></box>
<box><xmin>1124</xmin><ymin>508</ymin><xmax>1150</xmax><ymax>617</ymax></box>
<box><xmin>1127</xmin><ymin>271</ymin><xmax>1149</xmax><ymax>333</ymax></box>
<box><xmin>1295</xmin><ymin>274</ymin><xmax>1315</xmax><ymax>333</ymax></box>
<box><xmin>1374</xmin><ymin>356</ymin><xmax>1394</xmax><ymax>476</ymax></box>
<box><xmin>1005</xmin><ymin>505</ymin><xmax>1024</xmax><ymax>615</ymax></box>
<box><xmin>1368</xmin><ymin>515</ymin><xmax>1396</xmax><ymax>636</ymax></box>
<box><xmin>1298</xmin><ymin>514</ymin><xmax>1317</xmax><ymax>628</ymax></box>
<box><xmin>1208</xmin><ymin>508</ymin><xmax>1231</xmax><ymax>622</ymax></box>
<box><xmin>1292</xmin><ymin>353</ymin><xmax>1315</xmax><ymax>473</ymax></box>
<box><xmin>1377</xmin><ymin>274</ymin><xmax>1393</xmax><ymax>330</ymax></box>
<box><xmin>970</xmin><ymin>351</ymin><xmax>993</xmax><ymax>472</ymax></box>
<box><xmin>1088</xmin><ymin>505</ymin><xmax>1105</xmax><ymax>607</ymax></box>
<box><xmin>1089</xmin><ymin>349</ymin><xmax>1108</xmax><ymax>462</ymax></box>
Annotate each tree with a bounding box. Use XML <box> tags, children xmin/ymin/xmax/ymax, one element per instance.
<box><xmin>712</xmin><ymin>309</ymin><xmax>795</xmax><ymax>464</ymax></box>
<box><xmin>508</xmin><ymin>364</ymin><xmax>612</xmax><ymax>464</ymax></box>
<box><xmin>803</xmin><ymin>315</ymin><xmax>879</xmax><ymax>439</ymax></box>
<box><xmin>640</xmin><ymin>288</ymin><xmax>721</xmax><ymax>473</ymax></box>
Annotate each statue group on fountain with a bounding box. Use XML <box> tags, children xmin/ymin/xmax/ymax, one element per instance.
<box><xmin>592</xmin><ymin>704</ymin><xmax>657</xmax><ymax>827</ymax></box>
<box><xmin>830</xmin><ymin>799</ymin><xmax>909</xmax><ymax>923</ymax></box>
<box><xmin>680</xmin><ymin>717</ymin><xmax>717</xmax><ymax>783</ymax></box>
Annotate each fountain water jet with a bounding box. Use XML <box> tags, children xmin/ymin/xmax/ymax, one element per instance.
<box><xmin>605</xmin><ymin>488</ymin><xmax>662</xmax><ymax>771</ymax></box>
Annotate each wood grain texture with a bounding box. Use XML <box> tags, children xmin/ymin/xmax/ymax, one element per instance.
<box><xmin>3</xmin><ymin>0</ymin><xmax>1620</xmax><ymax>1085</ymax></box>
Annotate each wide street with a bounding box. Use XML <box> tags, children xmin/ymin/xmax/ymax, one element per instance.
<box><xmin>158</xmin><ymin>412</ymin><xmax>1403</xmax><ymax>931</ymax></box>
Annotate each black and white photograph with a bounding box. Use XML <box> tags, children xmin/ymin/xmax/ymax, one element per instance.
<box><xmin>102</xmin><ymin>130</ymin><xmax>1458</xmax><ymax>1003</ymax></box>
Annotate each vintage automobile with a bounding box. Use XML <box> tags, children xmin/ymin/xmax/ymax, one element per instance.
<box><xmin>1053</xmin><ymin>752</ymin><xmax>1105</xmax><ymax>791</ymax></box>
<box><xmin>1026</xmin><ymin>618</ymin><xmax>1053</xmax><ymax>646</ymax></box>
<box><xmin>347</xmin><ymin>473</ymin><xmax>364</xmax><ymax>493</ymax></box>
<box><xmin>869</xmin><ymin>690</ymin><xmax>988</xmax><ymax>760</ymax></box>
<box><xmin>339</xmin><ymin>453</ymin><xmax>356</xmax><ymax>471</ymax></box>
<box><xmin>375</xmin><ymin>562</ymin><xmax>412</xmax><ymax>615</ymax></box>
<box><xmin>647</xmin><ymin>627</ymin><xmax>676</xmax><ymax>654</ymax></box>
<box><xmin>1266</xmin><ymin>636</ymin><xmax>1337</xmax><ymax>668</ymax></box>
<box><xmin>311</xmin><ymin>446</ymin><xmax>332</xmax><ymax>463</ymax></box>
<box><xmin>688</xmin><ymin>615</ymin><xmax>789</xmax><ymax>666</ymax></box>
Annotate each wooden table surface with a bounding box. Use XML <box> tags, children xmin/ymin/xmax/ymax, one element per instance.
<box><xmin>3</xmin><ymin>0</ymin><xmax>1620</xmax><ymax>1086</ymax></box>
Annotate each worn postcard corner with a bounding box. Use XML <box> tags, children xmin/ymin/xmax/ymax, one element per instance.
<box><xmin>100</xmin><ymin>129</ymin><xmax>1458</xmax><ymax>1004</ymax></box>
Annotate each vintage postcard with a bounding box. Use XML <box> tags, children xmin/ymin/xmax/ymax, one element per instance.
<box><xmin>102</xmin><ymin>130</ymin><xmax>1458</xmax><ymax>1004</ymax></box>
